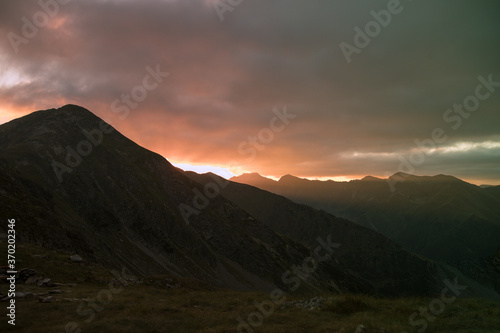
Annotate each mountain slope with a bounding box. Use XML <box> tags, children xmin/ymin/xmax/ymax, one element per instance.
<box><xmin>0</xmin><ymin>105</ymin><xmax>341</xmax><ymax>293</ymax></box>
<box><xmin>231</xmin><ymin>173</ymin><xmax>500</xmax><ymax>263</ymax></box>
<box><xmin>4</xmin><ymin>105</ymin><xmax>497</xmax><ymax>298</ymax></box>
<box><xmin>186</xmin><ymin>172</ymin><xmax>442</xmax><ymax>297</ymax></box>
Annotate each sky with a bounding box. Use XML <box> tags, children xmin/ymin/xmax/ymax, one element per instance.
<box><xmin>1</xmin><ymin>0</ymin><xmax>499</xmax><ymax>185</ymax></box>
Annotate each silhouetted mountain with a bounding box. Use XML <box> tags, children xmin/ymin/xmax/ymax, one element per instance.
<box><xmin>188</xmin><ymin>172</ymin><xmax>445</xmax><ymax>296</ymax></box>
<box><xmin>3</xmin><ymin>105</ymin><xmax>499</xmax><ymax>299</ymax></box>
<box><xmin>231</xmin><ymin>173</ymin><xmax>500</xmax><ymax>264</ymax></box>
<box><xmin>0</xmin><ymin>105</ymin><xmax>339</xmax><ymax>292</ymax></box>
<box><xmin>484</xmin><ymin>185</ymin><xmax>500</xmax><ymax>197</ymax></box>
<box><xmin>360</xmin><ymin>176</ymin><xmax>384</xmax><ymax>182</ymax></box>
<box><xmin>229</xmin><ymin>172</ymin><xmax>278</xmax><ymax>191</ymax></box>
<box><xmin>192</xmin><ymin>172</ymin><xmax>500</xmax><ymax>300</ymax></box>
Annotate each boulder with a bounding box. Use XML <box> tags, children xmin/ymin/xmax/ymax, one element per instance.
<box><xmin>49</xmin><ymin>290</ymin><xmax>64</xmax><ymax>294</ymax></box>
<box><xmin>16</xmin><ymin>268</ymin><xmax>37</xmax><ymax>283</ymax></box>
<box><xmin>37</xmin><ymin>278</ymin><xmax>55</xmax><ymax>287</ymax></box>
<box><xmin>70</xmin><ymin>254</ymin><xmax>83</xmax><ymax>262</ymax></box>
<box><xmin>39</xmin><ymin>296</ymin><xmax>54</xmax><ymax>303</ymax></box>
<box><xmin>355</xmin><ymin>325</ymin><xmax>366</xmax><ymax>333</ymax></box>
<box><xmin>15</xmin><ymin>291</ymin><xmax>33</xmax><ymax>299</ymax></box>
<box><xmin>25</xmin><ymin>275</ymin><xmax>41</xmax><ymax>285</ymax></box>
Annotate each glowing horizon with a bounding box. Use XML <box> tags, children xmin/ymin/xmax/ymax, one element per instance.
<box><xmin>170</xmin><ymin>161</ymin><xmax>495</xmax><ymax>186</ymax></box>
<box><xmin>1</xmin><ymin>1</ymin><xmax>499</xmax><ymax>186</ymax></box>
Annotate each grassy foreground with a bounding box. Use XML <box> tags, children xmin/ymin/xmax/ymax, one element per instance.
<box><xmin>1</xmin><ymin>241</ymin><xmax>499</xmax><ymax>333</ymax></box>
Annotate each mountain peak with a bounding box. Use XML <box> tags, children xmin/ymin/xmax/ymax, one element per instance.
<box><xmin>58</xmin><ymin>104</ymin><xmax>91</xmax><ymax>112</ymax></box>
<box><xmin>4</xmin><ymin>105</ymin><xmax>342</xmax><ymax>292</ymax></box>
<box><xmin>0</xmin><ymin>105</ymin><xmax>117</xmax><ymax>153</ymax></box>
<box><xmin>388</xmin><ymin>172</ymin><xmax>464</xmax><ymax>184</ymax></box>
<box><xmin>241</xmin><ymin>172</ymin><xmax>265</xmax><ymax>178</ymax></box>
<box><xmin>390</xmin><ymin>172</ymin><xmax>413</xmax><ymax>179</ymax></box>
<box><xmin>230</xmin><ymin>173</ymin><xmax>276</xmax><ymax>186</ymax></box>
<box><xmin>361</xmin><ymin>175</ymin><xmax>383</xmax><ymax>182</ymax></box>
<box><xmin>53</xmin><ymin>104</ymin><xmax>102</xmax><ymax>121</ymax></box>
<box><xmin>56</xmin><ymin>104</ymin><xmax>93</xmax><ymax>114</ymax></box>
<box><xmin>1</xmin><ymin>104</ymin><xmax>101</xmax><ymax>131</ymax></box>
<box><xmin>432</xmin><ymin>174</ymin><xmax>461</xmax><ymax>182</ymax></box>
<box><xmin>279</xmin><ymin>174</ymin><xmax>301</xmax><ymax>181</ymax></box>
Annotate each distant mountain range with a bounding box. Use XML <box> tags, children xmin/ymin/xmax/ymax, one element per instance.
<box><xmin>186</xmin><ymin>172</ymin><xmax>439</xmax><ymax>296</ymax></box>
<box><xmin>1</xmin><ymin>105</ymin><xmax>498</xmax><ymax>299</ymax></box>
<box><xmin>230</xmin><ymin>173</ymin><xmax>500</xmax><ymax>264</ymax></box>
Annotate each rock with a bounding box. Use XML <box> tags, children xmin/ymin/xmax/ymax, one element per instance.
<box><xmin>70</xmin><ymin>254</ymin><xmax>83</xmax><ymax>262</ymax></box>
<box><xmin>165</xmin><ymin>283</ymin><xmax>180</xmax><ymax>289</ymax></box>
<box><xmin>37</xmin><ymin>278</ymin><xmax>50</xmax><ymax>286</ymax></box>
<box><xmin>37</xmin><ymin>278</ymin><xmax>55</xmax><ymax>287</ymax></box>
<box><xmin>25</xmin><ymin>275</ymin><xmax>41</xmax><ymax>285</ymax></box>
<box><xmin>61</xmin><ymin>298</ymin><xmax>83</xmax><ymax>302</ymax></box>
<box><xmin>15</xmin><ymin>292</ymin><xmax>33</xmax><ymax>299</ymax></box>
<box><xmin>39</xmin><ymin>296</ymin><xmax>54</xmax><ymax>303</ymax></box>
<box><xmin>49</xmin><ymin>290</ymin><xmax>64</xmax><ymax>294</ymax></box>
<box><xmin>33</xmin><ymin>293</ymin><xmax>49</xmax><ymax>297</ymax></box>
<box><xmin>16</xmin><ymin>268</ymin><xmax>37</xmax><ymax>283</ymax></box>
<box><xmin>355</xmin><ymin>325</ymin><xmax>366</xmax><ymax>333</ymax></box>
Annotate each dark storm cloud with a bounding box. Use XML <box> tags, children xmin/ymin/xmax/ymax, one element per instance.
<box><xmin>0</xmin><ymin>0</ymin><xmax>499</xmax><ymax>183</ymax></box>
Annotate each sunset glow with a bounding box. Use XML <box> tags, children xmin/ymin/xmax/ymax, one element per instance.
<box><xmin>1</xmin><ymin>0</ymin><xmax>499</xmax><ymax>185</ymax></box>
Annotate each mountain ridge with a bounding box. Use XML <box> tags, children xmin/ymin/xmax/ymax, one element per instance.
<box><xmin>230</xmin><ymin>172</ymin><xmax>500</xmax><ymax>263</ymax></box>
<box><xmin>0</xmin><ymin>105</ymin><xmax>443</xmax><ymax>297</ymax></box>
<box><xmin>232</xmin><ymin>172</ymin><xmax>473</xmax><ymax>186</ymax></box>
<box><xmin>188</xmin><ymin>171</ymin><xmax>441</xmax><ymax>296</ymax></box>
<box><xmin>2</xmin><ymin>105</ymin><xmax>499</xmax><ymax>300</ymax></box>
<box><xmin>0</xmin><ymin>105</ymin><xmax>323</xmax><ymax>292</ymax></box>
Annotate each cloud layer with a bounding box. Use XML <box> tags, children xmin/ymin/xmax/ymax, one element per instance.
<box><xmin>1</xmin><ymin>0</ymin><xmax>499</xmax><ymax>184</ymax></box>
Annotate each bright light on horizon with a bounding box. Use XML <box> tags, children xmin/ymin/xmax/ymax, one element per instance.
<box><xmin>308</xmin><ymin>176</ymin><xmax>357</xmax><ymax>182</ymax></box>
<box><xmin>170</xmin><ymin>161</ymin><xmax>359</xmax><ymax>182</ymax></box>
<box><xmin>171</xmin><ymin>162</ymin><xmax>236</xmax><ymax>179</ymax></box>
<box><xmin>0</xmin><ymin>106</ymin><xmax>27</xmax><ymax>125</ymax></box>
<box><xmin>167</xmin><ymin>162</ymin><xmax>499</xmax><ymax>186</ymax></box>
